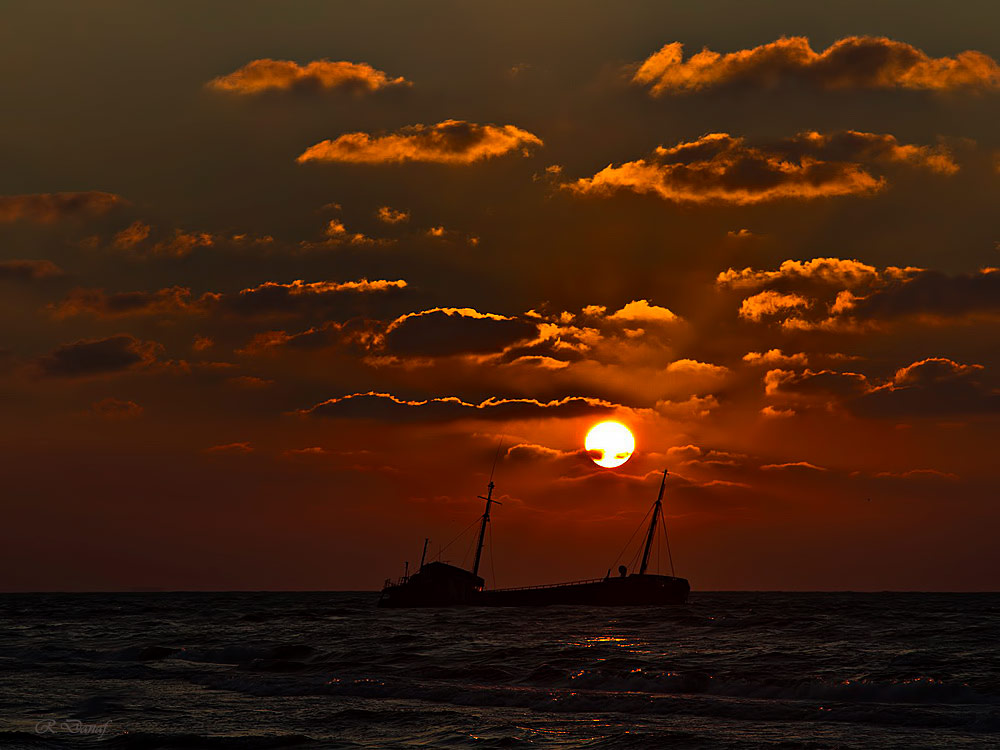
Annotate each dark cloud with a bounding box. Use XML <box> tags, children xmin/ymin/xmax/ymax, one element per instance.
<box><xmin>0</xmin><ymin>260</ymin><xmax>63</xmax><ymax>280</ymax></box>
<box><xmin>857</xmin><ymin>358</ymin><xmax>999</xmax><ymax>417</ymax></box>
<box><xmin>216</xmin><ymin>279</ymin><xmax>408</xmax><ymax>317</ymax></box>
<box><xmin>381</xmin><ymin>308</ymin><xmax>539</xmax><ymax>357</ymax></box>
<box><xmin>52</xmin><ymin>279</ymin><xmax>408</xmax><ymax>319</ymax></box>
<box><xmin>38</xmin><ymin>335</ymin><xmax>161</xmax><ymax>378</ymax></box>
<box><xmin>634</xmin><ymin>36</ymin><xmax>1000</xmax><ymax>94</ymax></box>
<box><xmin>207</xmin><ymin>59</ymin><xmax>409</xmax><ymax>94</ymax></box>
<box><xmin>721</xmin><ymin>264</ymin><xmax>999</xmax><ymax>330</ymax></box>
<box><xmin>297</xmin><ymin>119</ymin><xmax>543</xmax><ymax>165</ymax></box>
<box><xmin>566</xmin><ymin>131</ymin><xmax>953</xmax><ymax>205</ymax></box>
<box><xmin>764</xmin><ymin>368</ymin><xmax>870</xmax><ymax>401</ymax></box>
<box><xmin>52</xmin><ymin>286</ymin><xmax>195</xmax><ymax>318</ymax></box>
<box><xmin>297</xmin><ymin>392</ymin><xmax>620</xmax><ymax>422</ymax></box>
<box><xmin>843</xmin><ymin>268</ymin><xmax>1000</xmax><ymax>323</ymax></box>
<box><xmin>0</xmin><ymin>192</ymin><xmax>125</xmax><ymax>223</ymax></box>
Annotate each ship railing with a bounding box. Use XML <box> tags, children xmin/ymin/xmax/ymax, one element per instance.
<box><xmin>487</xmin><ymin>577</ymin><xmax>607</xmax><ymax>593</ymax></box>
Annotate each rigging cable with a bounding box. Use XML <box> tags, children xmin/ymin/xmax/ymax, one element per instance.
<box><xmin>612</xmin><ymin>502</ymin><xmax>655</xmax><ymax>572</ymax></box>
<box><xmin>659</xmin><ymin>500</ymin><xmax>675</xmax><ymax>577</ymax></box>
<box><xmin>487</xmin><ymin>519</ymin><xmax>497</xmax><ymax>590</ymax></box>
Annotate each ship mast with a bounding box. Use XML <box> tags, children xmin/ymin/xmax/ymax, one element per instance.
<box><xmin>638</xmin><ymin>470</ymin><xmax>668</xmax><ymax>575</ymax></box>
<box><xmin>472</xmin><ymin>439</ymin><xmax>504</xmax><ymax>579</ymax></box>
<box><xmin>472</xmin><ymin>481</ymin><xmax>499</xmax><ymax>578</ymax></box>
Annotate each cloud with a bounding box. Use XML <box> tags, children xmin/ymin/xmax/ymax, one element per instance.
<box><xmin>739</xmin><ymin>291</ymin><xmax>812</xmax><ymax>321</ymax></box>
<box><xmin>634</xmin><ymin>36</ymin><xmax>1000</xmax><ymax>94</ymax></box>
<box><xmin>607</xmin><ymin>299</ymin><xmax>680</xmax><ymax>324</ymax></box>
<box><xmin>654</xmin><ymin>394</ymin><xmax>719</xmax><ymax>419</ymax></box>
<box><xmin>322</xmin><ymin>220</ymin><xmax>385</xmax><ymax>246</ymax></box>
<box><xmin>192</xmin><ymin>335</ymin><xmax>214</xmax><ymax>352</ymax></box>
<box><xmin>839</xmin><ymin>268</ymin><xmax>1000</xmax><ymax>324</ymax></box>
<box><xmin>0</xmin><ymin>260</ymin><xmax>63</xmax><ymax>280</ymax></box>
<box><xmin>297</xmin><ymin>119</ymin><xmax>543</xmax><ymax>165</ymax></box>
<box><xmin>113</xmin><ymin>221</ymin><xmax>152</xmax><ymax>249</ymax></box>
<box><xmin>743</xmin><ymin>349</ymin><xmax>808</xmax><ymax>367</ymax></box>
<box><xmin>376</xmin><ymin>206</ymin><xmax>410</xmax><ymax>224</ymax></box>
<box><xmin>38</xmin><ymin>335</ymin><xmax>160</xmax><ymax>377</ymax></box>
<box><xmin>874</xmin><ymin>468</ymin><xmax>960</xmax><ymax>481</ymax></box>
<box><xmin>52</xmin><ymin>286</ymin><xmax>195</xmax><ymax>318</ymax></box>
<box><xmin>718</xmin><ymin>257</ymin><xmax>892</xmax><ymax>289</ymax></box>
<box><xmin>0</xmin><ymin>192</ymin><xmax>125</xmax><ymax>223</ymax></box>
<box><xmin>52</xmin><ymin>278</ymin><xmax>407</xmax><ymax>319</ymax></box>
<box><xmin>761</xmin><ymin>405</ymin><xmax>795</xmax><ymax>419</ymax></box>
<box><xmin>217</xmin><ymin>279</ymin><xmax>408</xmax><ymax>316</ymax></box>
<box><xmin>724</xmin><ymin>264</ymin><xmax>999</xmax><ymax>330</ymax></box>
<box><xmin>298</xmin><ymin>392</ymin><xmax>621</xmax><ymax>421</ymax></box>
<box><xmin>381</xmin><ymin>308</ymin><xmax>539</xmax><ymax>357</ymax></box>
<box><xmin>105</xmin><ymin>224</ymin><xmax>277</xmax><ymax>258</ymax></box>
<box><xmin>665</xmin><ymin>359</ymin><xmax>729</xmax><ymax>377</ymax></box>
<box><xmin>760</xmin><ymin>461</ymin><xmax>829</xmax><ymax>472</ymax></box>
<box><xmin>207</xmin><ymin>59</ymin><xmax>409</xmax><ymax>94</ymax></box>
<box><xmin>91</xmin><ymin>397</ymin><xmax>143</xmax><ymax>419</ymax></box>
<box><xmin>764</xmin><ymin>368</ymin><xmax>869</xmax><ymax>400</ymax></box>
<box><xmin>761</xmin><ymin>358</ymin><xmax>999</xmax><ymax>418</ymax></box>
<box><xmin>858</xmin><ymin>358</ymin><xmax>1000</xmax><ymax>417</ymax></box>
<box><xmin>566</xmin><ymin>131</ymin><xmax>952</xmax><ymax>205</ymax></box>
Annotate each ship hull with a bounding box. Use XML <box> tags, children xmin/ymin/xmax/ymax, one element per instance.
<box><xmin>379</xmin><ymin>572</ymin><xmax>689</xmax><ymax>608</ymax></box>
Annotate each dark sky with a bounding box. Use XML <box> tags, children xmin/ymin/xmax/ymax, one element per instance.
<box><xmin>1</xmin><ymin>1</ymin><xmax>998</xmax><ymax>591</ymax></box>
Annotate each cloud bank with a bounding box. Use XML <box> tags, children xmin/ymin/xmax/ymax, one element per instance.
<box><xmin>297</xmin><ymin>120</ymin><xmax>543</xmax><ymax>165</ymax></box>
<box><xmin>635</xmin><ymin>36</ymin><xmax>1000</xmax><ymax>94</ymax></box>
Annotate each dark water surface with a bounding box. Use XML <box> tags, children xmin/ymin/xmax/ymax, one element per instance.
<box><xmin>0</xmin><ymin>592</ymin><xmax>997</xmax><ymax>748</ymax></box>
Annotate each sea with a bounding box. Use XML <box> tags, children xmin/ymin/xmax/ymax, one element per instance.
<box><xmin>0</xmin><ymin>592</ymin><xmax>997</xmax><ymax>749</ymax></box>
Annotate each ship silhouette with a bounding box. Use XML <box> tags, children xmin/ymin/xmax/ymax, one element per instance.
<box><xmin>378</xmin><ymin>469</ymin><xmax>690</xmax><ymax>607</ymax></box>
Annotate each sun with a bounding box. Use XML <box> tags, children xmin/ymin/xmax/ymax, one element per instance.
<box><xmin>585</xmin><ymin>421</ymin><xmax>635</xmax><ymax>468</ymax></box>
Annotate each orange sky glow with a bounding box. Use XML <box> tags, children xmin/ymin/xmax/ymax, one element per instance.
<box><xmin>1</xmin><ymin>2</ymin><xmax>998</xmax><ymax>592</ymax></box>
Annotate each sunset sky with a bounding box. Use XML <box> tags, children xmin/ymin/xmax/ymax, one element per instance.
<box><xmin>2</xmin><ymin>1</ymin><xmax>998</xmax><ymax>592</ymax></box>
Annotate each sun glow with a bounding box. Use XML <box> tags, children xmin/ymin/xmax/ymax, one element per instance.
<box><xmin>585</xmin><ymin>421</ymin><xmax>635</xmax><ymax>468</ymax></box>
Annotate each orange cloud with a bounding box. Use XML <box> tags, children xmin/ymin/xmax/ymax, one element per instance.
<box><xmin>607</xmin><ymin>299</ymin><xmax>680</xmax><ymax>324</ymax></box>
<box><xmin>725</xmin><ymin>263</ymin><xmax>999</xmax><ymax>330</ymax></box>
<box><xmin>634</xmin><ymin>36</ymin><xmax>1000</xmax><ymax>94</ymax></box>
<box><xmin>739</xmin><ymin>291</ymin><xmax>811</xmax><ymax>321</ymax></box>
<box><xmin>718</xmin><ymin>257</ymin><xmax>893</xmax><ymax>289</ymax></box>
<box><xmin>665</xmin><ymin>359</ymin><xmax>729</xmax><ymax>377</ymax></box>
<box><xmin>376</xmin><ymin>206</ymin><xmax>410</xmax><ymax>224</ymax></box>
<box><xmin>760</xmin><ymin>461</ymin><xmax>829</xmax><ymax>472</ymax></box>
<box><xmin>323</xmin><ymin>220</ymin><xmax>385</xmax><ymax>246</ymax></box>
<box><xmin>0</xmin><ymin>192</ymin><xmax>125</xmax><ymax>223</ymax></box>
<box><xmin>207</xmin><ymin>59</ymin><xmax>409</xmax><ymax>94</ymax></box>
<box><xmin>298</xmin><ymin>392</ymin><xmax>622</xmax><ymax>421</ymax></box>
<box><xmin>566</xmin><ymin>131</ymin><xmax>953</xmax><ymax>205</ymax></box>
<box><xmin>297</xmin><ymin>120</ymin><xmax>543</xmax><ymax>165</ymax></box>
<box><xmin>743</xmin><ymin>349</ymin><xmax>808</xmax><ymax>367</ymax></box>
<box><xmin>113</xmin><ymin>221</ymin><xmax>152</xmax><ymax>249</ymax></box>
<box><xmin>654</xmin><ymin>395</ymin><xmax>720</xmax><ymax>419</ymax></box>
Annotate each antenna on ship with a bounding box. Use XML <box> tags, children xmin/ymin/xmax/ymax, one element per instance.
<box><xmin>638</xmin><ymin>470</ymin><xmax>668</xmax><ymax>575</ymax></box>
<box><xmin>472</xmin><ymin>437</ymin><xmax>504</xmax><ymax>579</ymax></box>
